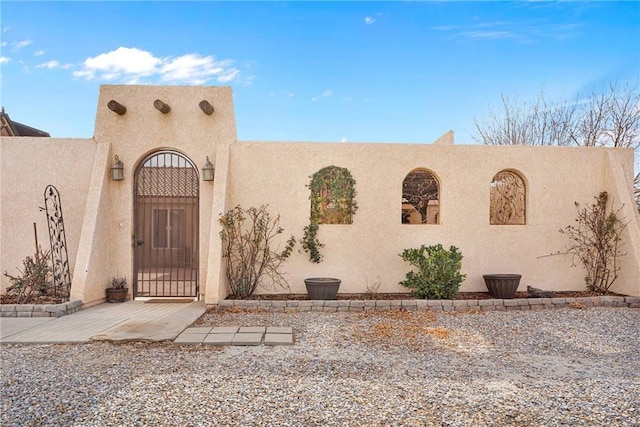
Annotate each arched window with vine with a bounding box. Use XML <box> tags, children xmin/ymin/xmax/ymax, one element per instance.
<box><xmin>402</xmin><ymin>168</ymin><xmax>439</xmax><ymax>224</ymax></box>
<box><xmin>490</xmin><ymin>170</ymin><xmax>526</xmax><ymax>225</ymax></box>
<box><xmin>309</xmin><ymin>166</ymin><xmax>358</xmax><ymax>225</ymax></box>
<box><xmin>302</xmin><ymin>166</ymin><xmax>357</xmax><ymax>263</ymax></box>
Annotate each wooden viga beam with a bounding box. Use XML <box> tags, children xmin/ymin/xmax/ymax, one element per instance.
<box><xmin>107</xmin><ymin>100</ymin><xmax>127</xmax><ymax>115</ymax></box>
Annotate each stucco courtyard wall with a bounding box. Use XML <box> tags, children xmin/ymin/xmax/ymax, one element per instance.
<box><xmin>0</xmin><ymin>138</ymin><xmax>96</xmax><ymax>292</ymax></box>
<box><xmin>2</xmin><ymin>85</ymin><xmax>638</xmax><ymax>305</ymax></box>
<box><xmin>93</xmin><ymin>85</ymin><xmax>237</xmax><ymax>302</ymax></box>
<box><xmin>223</xmin><ymin>142</ymin><xmax>639</xmax><ymax>298</ymax></box>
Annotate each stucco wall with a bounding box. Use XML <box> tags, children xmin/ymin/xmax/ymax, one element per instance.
<box><xmin>0</xmin><ymin>138</ymin><xmax>96</xmax><ymax>292</ymax></box>
<box><xmin>223</xmin><ymin>142</ymin><xmax>638</xmax><ymax>297</ymax></box>
<box><xmin>2</xmin><ymin>85</ymin><xmax>637</xmax><ymax>304</ymax></box>
<box><xmin>94</xmin><ymin>85</ymin><xmax>237</xmax><ymax>298</ymax></box>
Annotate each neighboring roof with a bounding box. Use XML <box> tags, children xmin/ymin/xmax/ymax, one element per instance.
<box><xmin>0</xmin><ymin>107</ymin><xmax>50</xmax><ymax>137</ymax></box>
<box><xmin>136</xmin><ymin>167</ymin><xmax>199</xmax><ymax>197</ymax></box>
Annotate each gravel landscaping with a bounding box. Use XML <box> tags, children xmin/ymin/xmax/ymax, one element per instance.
<box><xmin>2</xmin><ymin>306</ymin><xmax>639</xmax><ymax>426</ymax></box>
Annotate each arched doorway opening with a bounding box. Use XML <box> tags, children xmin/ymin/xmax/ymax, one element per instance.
<box><xmin>133</xmin><ymin>150</ymin><xmax>199</xmax><ymax>297</ymax></box>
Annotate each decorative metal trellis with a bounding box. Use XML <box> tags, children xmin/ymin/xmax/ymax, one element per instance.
<box><xmin>402</xmin><ymin>169</ymin><xmax>439</xmax><ymax>224</ymax></box>
<box><xmin>42</xmin><ymin>185</ymin><xmax>72</xmax><ymax>297</ymax></box>
<box><xmin>490</xmin><ymin>170</ymin><xmax>526</xmax><ymax>225</ymax></box>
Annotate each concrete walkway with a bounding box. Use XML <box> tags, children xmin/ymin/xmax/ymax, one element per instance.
<box><xmin>0</xmin><ymin>300</ymin><xmax>206</xmax><ymax>344</ymax></box>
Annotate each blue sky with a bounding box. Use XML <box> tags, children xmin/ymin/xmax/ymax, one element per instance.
<box><xmin>1</xmin><ymin>1</ymin><xmax>639</xmax><ymax>144</ymax></box>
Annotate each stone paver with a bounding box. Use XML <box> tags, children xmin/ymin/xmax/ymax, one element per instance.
<box><xmin>182</xmin><ymin>327</ymin><xmax>212</xmax><ymax>334</ymax></box>
<box><xmin>173</xmin><ymin>325</ymin><xmax>294</xmax><ymax>346</ymax></box>
<box><xmin>238</xmin><ymin>326</ymin><xmax>266</xmax><ymax>333</ymax></box>
<box><xmin>232</xmin><ymin>332</ymin><xmax>264</xmax><ymax>346</ymax></box>
<box><xmin>267</xmin><ymin>326</ymin><xmax>292</xmax><ymax>334</ymax></box>
<box><xmin>174</xmin><ymin>333</ymin><xmax>207</xmax><ymax>344</ymax></box>
<box><xmin>211</xmin><ymin>326</ymin><xmax>239</xmax><ymax>334</ymax></box>
<box><xmin>204</xmin><ymin>333</ymin><xmax>235</xmax><ymax>345</ymax></box>
<box><xmin>264</xmin><ymin>333</ymin><xmax>294</xmax><ymax>346</ymax></box>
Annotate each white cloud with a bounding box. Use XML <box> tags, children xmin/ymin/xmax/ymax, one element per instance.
<box><xmin>0</xmin><ymin>56</ymin><xmax>10</xmax><ymax>64</ymax></box>
<box><xmin>462</xmin><ymin>30</ymin><xmax>517</xmax><ymax>40</ymax></box>
<box><xmin>36</xmin><ymin>60</ymin><xmax>72</xmax><ymax>70</ymax></box>
<box><xmin>37</xmin><ymin>60</ymin><xmax>60</xmax><ymax>69</ymax></box>
<box><xmin>13</xmin><ymin>40</ymin><xmax>32</xmax><ymax>49</ymax></box>
<box><xmin>364</xmin><ymin>16</ymin><xmax>376</xmax><ymax>25</ymax></box>
<box><xmin>217</xmin><ymin>68</ymin><xmax>239</xmax><ymax>83</ymax></box>
<box><xmin>311</xmin><ymin>90</ymin><xmax>334</xmax><ymax>102</ymax></box>
<box><xmin>74</xmin><ymin>47</ymin><xmax>160</xmax><ymax>80</ymax></box>
<box><xmin>1</xmin><ymin>41</ymin><xmax>7</xmax><ymax>47</ymax></box>
<box><xmin>73</xmin><ymin>47</ymin><xmax>240</xmax><ymax>84</ymax></box>
<box><xmin>34</xmin><ymin>50</ymin><xmax>45</xmax><ymax>56</ymax></box>
<box><xmin>340</xmin><ymin>136</ymin><xmax>348</xmax><ymax>142</ymax></box>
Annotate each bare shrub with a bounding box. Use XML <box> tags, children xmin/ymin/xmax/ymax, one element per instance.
<box><xmin>559</xmin><ymin>192</ymin><xmax>628</xmax><ymax>292</ymax></box>
<box><xmin>219</xmin><ymin>205</ymin><xmax>295</xmax><ymax>299</ymax></box>
<box><xmin>363</xmin><ymin>277</ymin><xmax>382</xmax><ymax>300</ymax></box>
<box><xmin>3</xmin><ymin>249</ymin><xmax>55</xmax><ymax>304</ymax></box>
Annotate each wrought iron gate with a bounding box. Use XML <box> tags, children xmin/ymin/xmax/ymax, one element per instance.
<box><xmin>134</xmin><ymin>151</ymin><xmax>199</xmax><ymax>297</ymax></box>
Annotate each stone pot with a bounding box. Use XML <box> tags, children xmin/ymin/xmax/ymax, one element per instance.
<box><xmin>483</xmin><ymin>274</ymin><xmax>521</xmax><ymax>299</ymax></box>
<box><xmin>106</xmin><ymin>288</ymin><xmax>128</xmax><ymax>303</ymax></box>
<box><xmin>304</xmin><ymin>277</ymin><xmax>341</xmax><ymax>300</ymax></box>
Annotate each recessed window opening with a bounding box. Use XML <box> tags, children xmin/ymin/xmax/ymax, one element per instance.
<box><xmin>310</xmin><ymin>166</ymin><xmax>357</xmax><ymax>225</ymax></box>
<box><xmin>490</xmin><ymin>170</ymin><xmax>526</xmax><ymax>225</ymax></box>
<box><xmin>402</xmin><ymin>169</ymin><xmax>439</xmax><ymax>224</ymax></box>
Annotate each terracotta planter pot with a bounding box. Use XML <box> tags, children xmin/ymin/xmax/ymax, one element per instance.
<box><xmin>106</xmin><ymin>288</ymin><xmax>128</xmax><ymax>303</ymax></box>
<box><xmin>304</xmin><ymin>278</ymin><xmax>341</xmax><ymax>300</ymax></box>
<box><xmin>483</xmin><ymin>274</ymin><xmax>521</xmax><ymax>299</ymax></box>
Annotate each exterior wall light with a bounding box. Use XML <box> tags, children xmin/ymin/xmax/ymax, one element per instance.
<box><xmin>107</xmin><ymin>100</ymin><xmax>127</xmax><ymax>115</ymax></box>
<box><xmin>199</xmin><ymin>100</ymin><xmax>214</xmax><ymax>115</ymax></box>
<box><xmin>153</xmin><ymin>99</ymin><xmax>171</xmax><ymax>114</ymax></box>
<box><xmin>111</xmin><ymin>155</ymin><xmax>124</xmax><ymax>181</ymax></box>
<box><xmin>202</xmin><ymin>157</ymin><xmax>215</xmax><ymax>181</ymax></box>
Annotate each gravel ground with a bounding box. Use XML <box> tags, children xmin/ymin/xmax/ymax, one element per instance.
<box><xmin>2</xmin><ymin>307</ymin><xmax>639</xmax><ymax>426</ymax></box>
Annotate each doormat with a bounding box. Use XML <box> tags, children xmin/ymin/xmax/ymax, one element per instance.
<box><xmin>144</xmin><ymin>298</ymin><xmax>196</xmax><ymax>303</ymax></box>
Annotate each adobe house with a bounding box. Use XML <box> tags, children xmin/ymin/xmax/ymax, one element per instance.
<box><xmin>1</xmin><ymin>107</ymin><xmax>51</xmax><ymax>137</ymax></box>
<box><xmin>1</xmin><ymin>85</ymin><xmax>638</xmax><ymax>307</ymax></box>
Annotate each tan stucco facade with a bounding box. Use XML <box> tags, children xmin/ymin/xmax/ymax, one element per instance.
<box><xmin>1</xmin><ymin>85</ymin><xmax>638</xmax><ymax>306</ymax></box>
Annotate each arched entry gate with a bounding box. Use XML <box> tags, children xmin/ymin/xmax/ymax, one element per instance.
<box><xmin>134</xmin><ymin>150</ymin><xmax>199</xmax><ymax>297</ymax></box>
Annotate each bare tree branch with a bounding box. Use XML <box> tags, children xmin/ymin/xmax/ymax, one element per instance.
<box><xmin>473</xmin><ymin>81</ymin><xmax>640</xmax><ymax>204</ymax></box>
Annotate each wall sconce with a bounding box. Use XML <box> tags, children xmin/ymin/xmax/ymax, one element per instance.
<box><xmin>202</xmin><ymin>157</ymin><xmax>215</xmax><ymax>181</ymax></box>
<box><xmin>107</xmin><ymin>100</ymin><xmax>127</xmax><ymax>115</ymax></box>
<box><xmin>153</xmin><ymin>99</ymin><xmax>171</xmax><ymax>114</ymax></box>
<box><xmin>111</xmin><ymin>155</ymin><xmax>124</xmax><ymax>181</ymax></box>
<box><xmin>199</xmin><ymin>100</ymin><xmax>214</xmax><ymax>115</ymax></box>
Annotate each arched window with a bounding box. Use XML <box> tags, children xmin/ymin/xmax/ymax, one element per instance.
<box><xmin>309</xmin><ymin>166</ymin><xmax>357</xmax><ymax>224</ymax></box>
<box><xmin>490</xmin><ymin>170</ymin><xmax>526</xmax><ymax>225</ymax></box>
<box><xmin>402</xmin><ymin>169</ymin><xmax>439</xmax><ymax>224</ymax></box>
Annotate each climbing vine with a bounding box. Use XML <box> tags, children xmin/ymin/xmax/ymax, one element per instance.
<box><xmin>302</xmin><ymin>166</ymin><xmax>358</xmax><ymax>263</ymax></box>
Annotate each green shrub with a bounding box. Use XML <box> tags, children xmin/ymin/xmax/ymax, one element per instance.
<box><xmin>399</xmin><ymin>244</ymin><xmax>466</xmax><ymax>299</ymax></box>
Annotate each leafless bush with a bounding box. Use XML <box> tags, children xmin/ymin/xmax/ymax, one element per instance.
<box><xmin>363</xmin><ymin>277</ymin><xmax>382</xmax><ymax>300</ymax></box>
<box><xmin>559</xmin><ymin>192</ymin><xmax>628</xmax><ymax>293</ymax></box>
<box><xmin>3</xmin><ymin>249</ymin><xmax>54</xmax><ymax>304</ymax></box>
<box><xmin>219</xmin><ymin>205</ymin><xmax>295</xmax><ymax>299</ymax></box>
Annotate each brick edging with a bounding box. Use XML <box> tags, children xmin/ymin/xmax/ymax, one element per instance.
<box><xmin>217</xmin><ymin>296</ymin><xmax>640</xmax><ymax>312</ymax></box>
<box><xmin>0</xmin><ymin>300</ymin><xmax>83</xmax><ymax>317</ymax></box>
